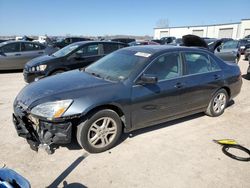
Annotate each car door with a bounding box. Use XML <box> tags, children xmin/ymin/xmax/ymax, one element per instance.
<box><xmin>131</xmin><ymin>52</ymin><xmax>185</xmax><ymax>129</ymax></box>
<box><xmin>68</xmin><ymin>43</ymin><xmax>103</xmax><ymax>69</ymax></box>
<box><xmin>215</xmin><ymin>40</ymin><xmax>238</xmax><ymax>62</ymax></box>
<box><xmin>0</xmin><ymin>42</ymin><xmax>22</xmax><ymax>70</ymax></box>
<box><xmin>179</xmin><ymin>51</ymin><xmax>224</xmax><ymax>113</ymax></box>
<box><xmin>20</xmin><ymin>42</ymin><xmax>45</xmax><ymax>67</ymax></box>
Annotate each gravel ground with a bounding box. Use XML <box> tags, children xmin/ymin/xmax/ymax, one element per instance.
<box><xmin>0</xmin><ymin>58</ymin><xmax>250</xmax><ymax>188</ymax></box>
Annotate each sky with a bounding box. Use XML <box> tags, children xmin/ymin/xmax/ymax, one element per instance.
<box><xmin>0</xmin><ymin>0</ymin><xmax>249</xmax><ymax>36</ymax></box>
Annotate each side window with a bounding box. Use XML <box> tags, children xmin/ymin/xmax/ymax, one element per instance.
<box><xmin>103</xmin><ymin>44</ymin><xmax>118</xmax><ymax>54</ymax></box>
<box><xmin>76</xmin><ymin>44</ymin><xmax>99</xmax><ymax>56</ymax></box>
<box><xmin>1</xmin><ymin>43</ymin><xmax>20</xmax><ymax>53</ymax></box>
<box><xmin>209</xmin><ymin>56</ymin><xmax>221</xmax><ymax>71</ymax></box>
<box><xmin>22</xmin><ymin>43</ymin><xmax>40</xmax><ymax>51</ymax></box>
<box><xmin>145</xmin><ymin>52</ymin><xmax>181</xmax><ymax>81</ymax></box>
<box><xmin>221</xmin><ymin>41</ymin><xmax>238</xmax><ymax>49</ymax></box>
<box><xmin>184</xmin><ymin>52</ymin><xmax>212</xmax><ymax>75</ymax></box>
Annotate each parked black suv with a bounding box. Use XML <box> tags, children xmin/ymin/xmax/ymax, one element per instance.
<box><xmin>23</xmin><ymin>41</ymin><xmax>128</xmax><ymax>83</ymax></box>
<box><xmin>54</xmin><ymin>37</ymin><xmax>92</xmax><ymax>49</ymax></box>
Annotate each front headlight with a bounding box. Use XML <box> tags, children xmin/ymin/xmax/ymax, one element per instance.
<box><xmin>38</xmin><ymin>64</ymin><xmax>47</xmax><ymax>71</ymax></box>
<box><xmin>31</xmin><ymin>99</ymin><xmax>73</xmax><ymax>119</ymax></box>
<box><xmin>29</xmin><ymin>64</ymin><xmax>47</xmax><ymax>72</ymax></box>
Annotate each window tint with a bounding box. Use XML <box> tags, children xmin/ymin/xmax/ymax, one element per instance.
<box><xmin>22</xmin><ymin>43</ymin><xmax>41</xmax><ymax>51</ymax></box>
<box><xmin>145</xmin><ymin>53</ymin><xmax>181</xmax><ymax>81</ymax></box>
<box><xmin>103</xmin><ymin>43</ymin><xmax>119</xmax><ymax>54</ymax></box>
<box><xmin>184</xmin><ymin>52</ymin><xmax>218</xmax><ymax>75</ymax></box>
<box><xmin>76</xmin><ymin>44</ymin><xmax>99</xmax><ymax>56</ymax></box>
<box><xmin>209</xmin><ymin>57</ymin><xmax>221</xmax><ymax>71</ymax></box>
<box><xmin>222</xmin><ymin>40</ymin><xmax>238</xmax><ymax>49</ymax></box>
<box><xmin>1</xmin><ymin>43</ymin><xmax>20</xmax><ymax>53</ymax></box>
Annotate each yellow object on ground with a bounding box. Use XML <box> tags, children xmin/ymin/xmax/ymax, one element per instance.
<box><xmin>213</xmin><ymin>139</ymin><xmax>238</xmax><ymax>145</ymax></box>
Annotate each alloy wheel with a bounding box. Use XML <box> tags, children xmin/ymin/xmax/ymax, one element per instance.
<box><xmin>213</xmin><ymin>93</ymin><xmax>226</xmax><ymax>113</ymax></box>
<box><xmin>87</xmin><ymin>117</ymin><xmax>117</xmax><ymax>148</ymax></box>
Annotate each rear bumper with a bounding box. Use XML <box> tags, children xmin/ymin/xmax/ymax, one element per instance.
<box><xmin>12</xmin><ymin>112</ymin><xmax>72</xmax><ymax>152</ymax></box>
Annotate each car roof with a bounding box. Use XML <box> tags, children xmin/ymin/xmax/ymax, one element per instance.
<box><xmin>72</xmin><ymin>41</ymin><xmax>127</xmax><ymax>46</ymax></box>
<box><xmin>122</xmin><ymin>45</ymin><xmax>209</xmax><ymax>54</ymax></box>
<box><xmin>0</xmin><ymin>40</ymin><xmax>42</xmax><ymax>47</ymax></box>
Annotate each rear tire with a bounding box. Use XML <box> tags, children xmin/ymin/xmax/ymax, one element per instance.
<box><xmin>76</xmin><ymin>109</ymin><xmax>122</xmax><ymax>153</ymax></box>
<box><xmin>205</xmin><ymin>89</ymin><xmax>228</xmax><ymax>117</ymax></box>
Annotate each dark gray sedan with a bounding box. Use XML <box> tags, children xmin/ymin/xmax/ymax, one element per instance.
<box><xmin>0</xmin><ymin>41</ymin><xmax>45</xmax><ymax>70</ymax></box>
<box><xmin>13</xmin><ymin>45</ymin><xmax>242</xmax><ymax>154</ymax></box>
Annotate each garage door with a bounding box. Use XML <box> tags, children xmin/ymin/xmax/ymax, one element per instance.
<box><xmin>192</xmin><ymin>30</ymin><xmax>204</xmax><ymax>37</ymax></box>
<box><xmin>244</xmin><ymin>29</ymin><xmax>250</xmax><ymax>37</ymax></box>
<box><xmin>218</xmin><ymin>28</ymin><xmax>233</xmax><ymax>38</ymax></box>
<box><xmin>160</xmin><ymin>31</ymin><xmax>169</xmax><ymax>38</ymax></box>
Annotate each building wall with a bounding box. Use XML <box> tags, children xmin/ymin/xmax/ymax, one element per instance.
<box><xmin>154</xmin><ymin>19</ymin><xmax>250</xmax><ymax>39</ymax></box>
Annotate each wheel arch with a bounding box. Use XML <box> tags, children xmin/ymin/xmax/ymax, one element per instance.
<box><xmin>80</xmin><ymin>104</ymin><xmax>128</xmax><ymax>130</ymax></box>
<box><xmin>48</xmin><ymin>68</ymin><xmax>69</xmax><ymax>76</ymax></box>
<box><xmin>221</xmin><ymin>86</ymin><xmax>231</xmax><ymax>99</ymax></box>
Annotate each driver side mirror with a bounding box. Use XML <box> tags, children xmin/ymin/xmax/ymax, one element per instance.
<box><xmin>137</xmin><ymin>74</ymin><xmax>158</xmax><ymax>85</ymax></box>
<box><xmin>216</xmin><ymin>46</ymin><xmax>221</xmax><ymax>52</ymax></box>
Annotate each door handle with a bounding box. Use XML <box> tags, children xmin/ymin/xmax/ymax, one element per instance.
<box><xmin>38</xmin><ymin>52</ymin><xmax>43</xmax><ymax>54</ymax></box>
<box><xmin>15</xmin><ymin>54</ymin><xmax>21</xmax><ymax>56</ymax></box>
<box><xmin>174</xmin><ymin>82</ymin><xmax>184</xmax><ymax>89</ymax></box>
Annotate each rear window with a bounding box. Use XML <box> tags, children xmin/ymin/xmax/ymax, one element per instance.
<box><xmin>184</xmin><ymin>52</ymin><xmax>220</xmax><ymax>75</ymax></box>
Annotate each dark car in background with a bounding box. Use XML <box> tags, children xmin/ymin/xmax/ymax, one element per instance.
<box><xmin>23</xmin><ymin>41</ymin><xmax>128</xmax><ymax>83</ymax></box>
<box><xmin>244</xmin><ymin>45</ymin><xmax>250</xmax><ymax>60</ymax></box>
<box><xmin>111</xmin><ymin>38</ymin><xmax>135</xmax><ymax>44</ymax></box>
<box><xmin>238</xmin><ymin>38</ymin><xmax>250</xmax><ymax>54</ymax></box>
<box><xmin>160</xmin><ymin>36</ymin><xmax>176</xmax><ymax>44</ymax></box>
<box><xmin>129</xmin><ymin>41</ymin><xmax>160</xmax><ymax>46</ymax></box>
<box><xmin>13</xmin><ymin>45</ymin><xmax>242</xmax><ymax>154</ymax></box>
<box><xmin>169</xmin><ymin>38</ymin><xmax>183</xmax><ymax>46</ymax></box>
<box><xmin>54</xmin><ymin>37</ymin><xmax>92</xmax><ymax>49</ymax></box>
<box><xmin>205</xmin><ymin>38</ymin><xmax>233</xmax><ymax>52</ymax></box>
<box><xmin>214</xmin><ymin>40</ymin><xmax>241</xmax><ymax>63</ymax></box>
<box><xmin>0</xmin><ymin>41</ymin><xmax>45</xmax><ymax>70</ymax></box>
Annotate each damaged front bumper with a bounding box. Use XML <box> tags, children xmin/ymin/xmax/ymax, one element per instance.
<box><xmin>12</xmin><ymin>112</ymin><xmax>72</xmax><ymax>154</ymax></box>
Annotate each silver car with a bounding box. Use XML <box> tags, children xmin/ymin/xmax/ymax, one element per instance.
<box><xmin>214</xmin><ymin>40</ymin><xmax>240</xmax><ymax>63</ymax></box>
<box><xmin>0</xmin><ymin>41</ymin><xmax>45</xmax><ymax>70</ymax></box>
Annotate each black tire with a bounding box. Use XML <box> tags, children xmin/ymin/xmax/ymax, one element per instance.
<box><xmin>222</xmin><ymin>145</ymin><xmax>250</xmax><ymax>162</ymax></box>
<box><xmin>76</xmin><ymin>109</ymin><xmax>122</xmax><ymax>153</ymax></box>
<box><xmin>205</xmin><ymin>89</ymin><xmax>228</xmax><ymax>117</ymax></box>
<box><xmin>51</xmin><ymin>70</ymin><xmax>64</xmax><ymax>75</ymax></box>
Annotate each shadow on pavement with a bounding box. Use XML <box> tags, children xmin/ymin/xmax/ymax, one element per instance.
<box><xmin>242</xmin><ymin>74</ymin><xmax>250</xmax><ymax>80</ymax></box>
<box><xmin>47</xmin><ymin>155</ymin><xmax>88</xmax><ymax>188</ymax></box>
<box><xmin>0</xmin><ymin>69</ymin><xmax>23</xmax><ymax>74</ymax></box>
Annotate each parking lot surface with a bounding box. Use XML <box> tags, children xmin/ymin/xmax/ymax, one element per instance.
<box><xmin>0</xmin><ymin>59</ymin><xmax>250</xmax><ymax>188</ymax></box>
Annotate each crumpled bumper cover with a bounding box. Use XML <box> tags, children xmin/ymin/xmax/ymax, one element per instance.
<box><xmin>12</xmin><ymin>113</ymin><xmax>72</xmax><ymax>152</ymax></box>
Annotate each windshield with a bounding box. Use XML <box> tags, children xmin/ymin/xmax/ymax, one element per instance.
<box><xmin>85</xmin><ymin>50</ymin><xmax>148</xmax><ymax>81</ymax></box>
<box><xmin>52</xmin><ymin>43</ymin><xmax>79</xmax><ymax>57</ymax></box>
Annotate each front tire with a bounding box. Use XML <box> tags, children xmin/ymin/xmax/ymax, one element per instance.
<box><xmin>205</xmin><ymin>89</ymin><xmax>228</xmax><ymax>117</ymax></box>
<box><xmin>77</xmin><ymin>109</ymin><xmax>122</xmax><ymax>153</ymax></box>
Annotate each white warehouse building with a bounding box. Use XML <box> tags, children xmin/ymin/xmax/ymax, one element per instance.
<box><xmin>154</xmin><ymin>19</ymin><xmax>250</xmax><ymax>40</ymax></box>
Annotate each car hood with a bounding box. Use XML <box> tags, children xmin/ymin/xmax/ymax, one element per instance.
<box><xmin>14</xmin><ymin>70</ymin><xmax>114</xmax><ymax>108</ymax></box>
<box><xmin>25</xmin><ymin>55</ymin><xmax>59</xmax><ymax>67</ymax></box>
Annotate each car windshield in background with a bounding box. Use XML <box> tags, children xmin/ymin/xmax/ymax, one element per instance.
<box><xmin>52</xmin><ymin>43</ymin><xmax>79</xmax><ymax>57</ymax></box>
<box><xmin>85</xmin><ymin>50</ymin><xmax>148</xmax><ymax>81</ymax></box>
